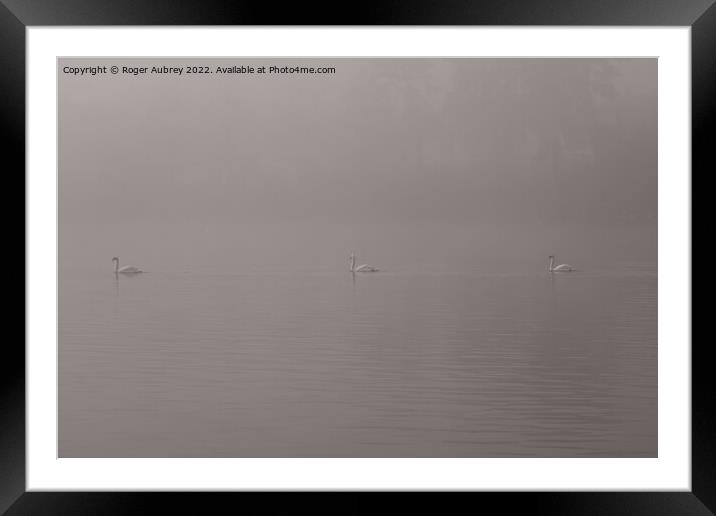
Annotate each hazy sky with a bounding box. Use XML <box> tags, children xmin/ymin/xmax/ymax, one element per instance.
<box><xmin>58</xmin><ymin>58</ymin><xmax>656</xmax><ymax>271</ymax></box>
<box><xmin>59</xmin><ymin>58</ymin><xmax>656</xmax><ymax>225</ymax></box>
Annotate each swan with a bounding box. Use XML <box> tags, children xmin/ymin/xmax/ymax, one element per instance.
<box><xmin>548</xmin><ymin>255</ymin><xmax>574</xmax><ymax>272</ymax></box>
<box><xmin>349</xmin><ymin>253</ymin><xmax>379</xmax><ymax>273</ymax></box>
<box><xmin>112</xmin><ymin>257</ymin><xmax>143</xmax><ymax>274</ymax></box>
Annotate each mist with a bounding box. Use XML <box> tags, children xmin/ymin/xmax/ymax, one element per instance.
<box><xmin>59</xmin><ymin>58</ymin><xmax>656</xmax><ymax>273</ymax></box>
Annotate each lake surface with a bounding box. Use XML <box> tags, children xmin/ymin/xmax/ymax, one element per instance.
<box><xmin>59</xmin><ymin>259</ymin><xmax>656</xmax><ymax>457</ymax></box>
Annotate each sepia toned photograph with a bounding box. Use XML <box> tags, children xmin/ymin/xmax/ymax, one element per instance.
<box><xmin>58</xmin><ymin>57</ymin><xmax>657</xmax><ymax>458</ymax></box>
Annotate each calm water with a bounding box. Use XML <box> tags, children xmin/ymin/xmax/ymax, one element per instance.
<box><xmin>59</xmin><ymin>258</ymin><xmax>656</xmax><ymax>457</ymax></box>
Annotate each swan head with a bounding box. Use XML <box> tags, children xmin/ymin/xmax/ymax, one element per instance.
<box><xmin>112</xmin><ymin>257</ymin><xmax>119</xmax><ymax>262</ymax></box>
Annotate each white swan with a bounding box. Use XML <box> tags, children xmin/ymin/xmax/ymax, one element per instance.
<box><xmin>113</xmin><ymin>257</ymin><xmax>143</xmax><ymax>274</ymax></box>
<box><xmin>548</xmin><ymin>255</ymin><xmax>574</xmax><ymax>272</ymax></box>
<box><xmin>350</xmin><ymin>253</ymin><xmax>379</xmax><ymax>273</ymax></box>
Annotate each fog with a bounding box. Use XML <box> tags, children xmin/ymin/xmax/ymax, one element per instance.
<box><xmin>59</xmin><ymin>58</ymin><xmax>656</xmax><ymax>273</ymax></box>
<box><xmin>59</xmin><ymin>58</ymin><xmax>658</xmax><ymax>457</ymax></box>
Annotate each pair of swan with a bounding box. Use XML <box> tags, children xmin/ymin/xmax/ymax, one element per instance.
<box><xmin>111</xmin><ymin>255</ymin><xmax>378</xmax><ymax>275</ymax></box>
<box><xmin>351</xmin><ymin>254</ymin><xmax>573</xmax><ymax>274</ymax></box>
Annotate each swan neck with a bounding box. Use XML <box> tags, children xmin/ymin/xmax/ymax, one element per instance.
<box><xmin>549</xmin><ymin>256</ymin><xmax>554</xmax><ymax>271</ymax></box>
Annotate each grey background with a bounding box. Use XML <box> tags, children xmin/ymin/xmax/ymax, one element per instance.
<box><xmin>60</xmin><ymin>58</ymin><xmax>656</xmax><ymax>273</ymax></box>
<box><xmin>58</xmin><ymin>58</ymin><xmax>657</xmax><ymax>458</ymax></box>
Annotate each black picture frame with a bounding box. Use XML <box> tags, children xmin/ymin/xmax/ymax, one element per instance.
<box><xmin>3</xmin><ymin>1</ymin><xmax>709</xmax><ymax>514</ymax></box>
